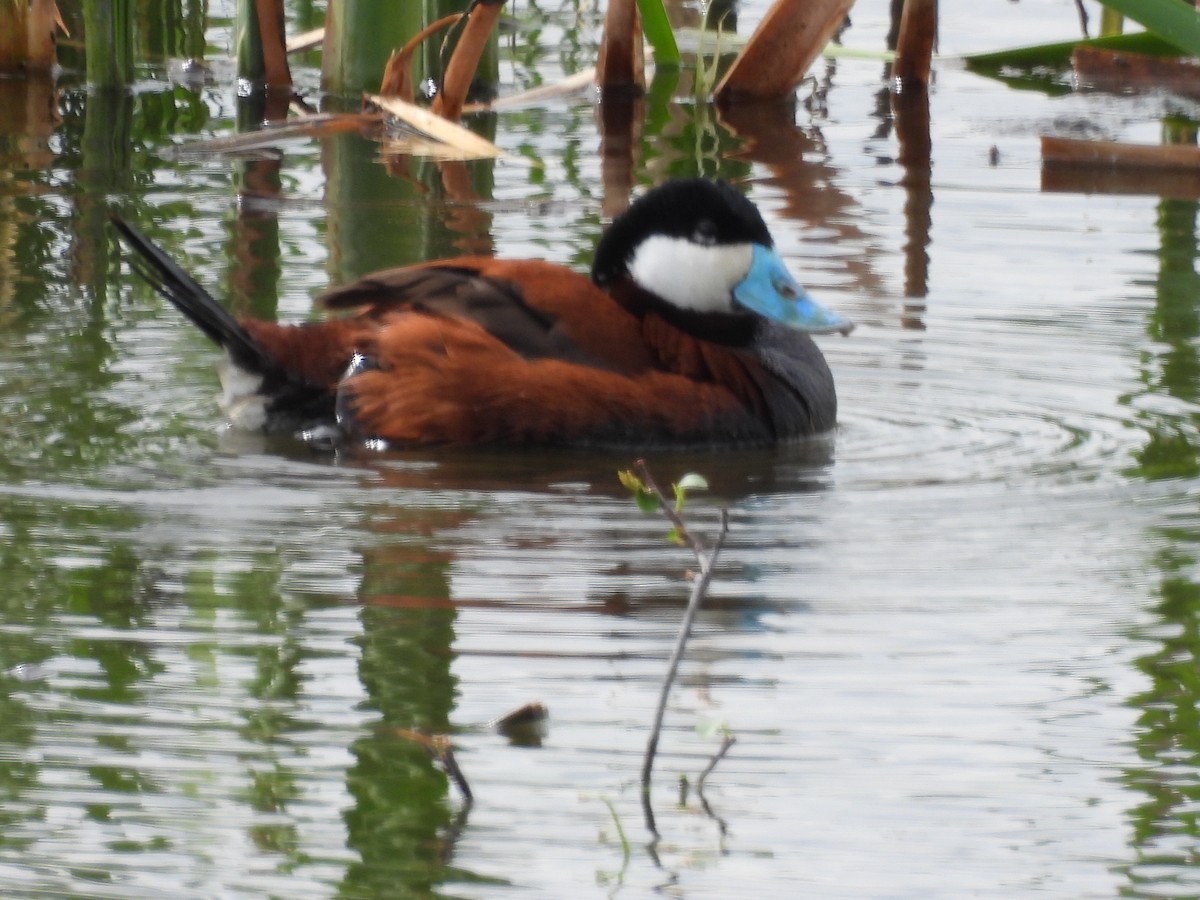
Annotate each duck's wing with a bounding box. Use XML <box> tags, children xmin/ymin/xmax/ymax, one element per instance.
<box><xmin>320</xmin><ymin>259</ymin><xmax>609</xmax><ymax>367</ymax></box>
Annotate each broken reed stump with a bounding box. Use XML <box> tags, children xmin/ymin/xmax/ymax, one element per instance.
<box><xmin>250</xmin><ymin>0</ymin><xmax>293</xmax><ymax>88</ymax></box>
<box><xmin>892</xmin><ymin>0</ymin><xmax>937</xmax><ymax>87</ymax></box>
<box><xmin>715</xmin><ymin>0</ymin><xmax>853</xmax><ymax>103</ymax></box>
<box><xmin>0</xmin><ymin>0</ymin><xmax>58</xmax><ymax>73</ymax></box>
<box><xmin>596</xmin><ymin>0</ymin><xmax>645</xmax><ymax>93</ymax></box>
<box><xmin>433</xmin><ymin>0</ymin><xmax>507</xmax><ymax>121</ymax></box>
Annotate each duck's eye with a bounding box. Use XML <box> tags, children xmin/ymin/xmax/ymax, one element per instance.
<box><xmin>692</xmin><ymin>219</ymin><xmax>718</xmax><ymax>246</ymax></box>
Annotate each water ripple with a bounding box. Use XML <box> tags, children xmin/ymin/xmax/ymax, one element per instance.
<box><xmin>826</xmin><ymin>319</ymin><xmax>1149</xmax><ymax>489</ymax></box>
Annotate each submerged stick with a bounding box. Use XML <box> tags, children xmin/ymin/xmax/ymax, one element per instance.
<box><xmin>633</xmin><ymin>459</ymin><xmax>729</xmax><ymax>837</ymax></box>
<box><xmin>160</xmin><ymin>112</ymin><xmax>380</xmax><ymax>158</ymax></box>
<box><xmin>435</xmin><ymin>735</ymin><xmax>474</xmax><ymax>803</ymax></box>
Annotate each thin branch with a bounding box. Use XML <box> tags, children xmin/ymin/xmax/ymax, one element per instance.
<box><xmin>696</xmin><ymin>734</ymin><xmax>736</xmax><ymax>835</ymax></box>
<box><xmin>435</xmin><ymin>735</ymin><xmax>474</xmax><ymax>803</ymax></box>
<box><xmin>634</xmin><ymin>457</ymin><xmax>729</xmax><ymax>837</ymax></box>
<box><xmin>633</xmin><ymin>458</ymin><xmax>707</xmax><ymax>556</ymax></box>
<box><xmin>394</xmin><ymin>728</ymin><xmax>474</xmax><ymax>802</ymax></box>
<box><xmin>697</xmin><ymin>733</ymin><xmax>736</xmax><ymax>789</ymax></box>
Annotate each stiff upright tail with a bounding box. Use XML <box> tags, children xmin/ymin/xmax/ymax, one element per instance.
<box><xmin>112</xmin><ymin>216</ymin><xmax>282</xmax><ymax>380</ymax></box>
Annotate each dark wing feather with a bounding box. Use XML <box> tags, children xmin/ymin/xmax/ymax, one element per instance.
<box><xmin>114</xmin><ymin>216</ymin><xmax>338</xmax><ymax>429</ymax></box>
<box><xmin>320</xmin><ymin>264</ymin><xmax>604</xmax><ymax>366</ymax></box>
<box><xmin>112</xmin><ymin>216</ymin><xmax>288</xmax><ymax>381</ymax></box>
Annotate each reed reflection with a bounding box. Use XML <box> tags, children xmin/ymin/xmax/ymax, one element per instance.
<box><xmin>1122</xmin><ymin>196</ymin><xmax>1200</xmax><ymax>892</ymax></box>
<box><xmin>341</xmin><ymin>505</ymin><xmax>464</xmax><ymax>895</ymax></box>
<box><xmin>325</xmin><ymin>125</ymin><xmax>497</xmax><ymax>285</ymax></box>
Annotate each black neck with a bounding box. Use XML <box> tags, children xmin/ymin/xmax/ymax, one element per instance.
<box><xmin>608</xmin><ymin>278</ymin><xmax>759</xmax><ymax>346</ymax></box>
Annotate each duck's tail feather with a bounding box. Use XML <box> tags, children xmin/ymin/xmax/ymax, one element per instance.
<box><xmin>111</xmin><ymin>216</ymin><xmax>282</xmax><ymax>379</ymax></box>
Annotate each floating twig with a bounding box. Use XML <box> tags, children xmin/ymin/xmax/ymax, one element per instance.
<box><xmin>160</xmin><ymin>112</ymin><xmax>380</xmax><ymax>158</ymax></box>
<box><xmin>1042</xmin><ymin>135</ymin><xmax>1200</xmax><ymax>172</ymax></box>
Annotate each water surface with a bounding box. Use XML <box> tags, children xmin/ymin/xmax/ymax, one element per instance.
<box><xmin>2</xmin><ymin>0</ymin><xmax>1200</xmax><ymax>896</ymax></box>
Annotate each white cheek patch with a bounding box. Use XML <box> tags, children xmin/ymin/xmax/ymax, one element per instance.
<box><xmin>626</xmin><ymin>235</ymin><xmax>754</xmax><ymax>313</ymax></box>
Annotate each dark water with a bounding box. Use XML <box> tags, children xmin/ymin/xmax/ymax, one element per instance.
<box><xmin>3</xmin><ymin>0</ymin><xmax>1200</xmax><ymax>896</ymax></box>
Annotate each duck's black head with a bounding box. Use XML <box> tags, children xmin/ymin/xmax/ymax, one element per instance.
<box><xmin>591</xmin><ymin>178</ymin><xmax>852</xmax><ymax>336</ymax></box>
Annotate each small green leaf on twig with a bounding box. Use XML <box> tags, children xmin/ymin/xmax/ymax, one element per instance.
<box><xmin>619</xmin><ymin>469</ymin><xmax>660</xmax><ymax>514</ymax></box>
<box><xmin>666</xmin><ymin>526</ymin><xmax>686</xmax><ymax>546</ymax></box>
<box><xmin>634</xmin><ymin>490</ymin><xmax>658</xmax><ymax>514</ymax></box>
<box><xmin>672</xmin><ymin>472</ymin><xmax>709</xmax><ymax>512</ymax></box>
<box><xmin>617</xmin><ymin>469</ymin><xmax>643</xmax><ymax>493</ymax></box>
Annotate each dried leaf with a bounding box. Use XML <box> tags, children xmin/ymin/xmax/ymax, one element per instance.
<box><xmin>367</xmin><ymin>93</ymin><xmax>506</xmax><ymax>160</ymax></box>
